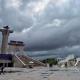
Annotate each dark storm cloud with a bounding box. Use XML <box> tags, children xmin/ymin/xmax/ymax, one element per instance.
<box><xmin>24</xmin><ymin>18</ymin><xmax>80</xmax><ymax>51</ymax></box>
<box><xmin>25</xmin><ymin>45</ymin><xmax>80</xmax><ymax>60</ymax></box>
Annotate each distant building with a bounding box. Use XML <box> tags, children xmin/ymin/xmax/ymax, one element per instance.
<box><xmin>58</xmin><ymin>54</ymin><xmax>76</xmax><ymax>67</ymax></box>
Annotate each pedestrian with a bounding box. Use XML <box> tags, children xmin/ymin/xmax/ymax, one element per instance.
<box><xmin>0</xmin><ymin>65</ymin><xmax>5</xmax><ymax>74</ymax></box>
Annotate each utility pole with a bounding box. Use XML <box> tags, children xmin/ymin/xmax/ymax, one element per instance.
<box><xmin>0</xmin><ymin>26</ymin><xmax>13</xmax><ymax>54</ymax></box>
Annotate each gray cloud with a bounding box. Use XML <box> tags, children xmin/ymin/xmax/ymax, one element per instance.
<box><xmin>0</xmin><ymin>0</ymin><xmax>80</xmax><ymax>57</ymax></box>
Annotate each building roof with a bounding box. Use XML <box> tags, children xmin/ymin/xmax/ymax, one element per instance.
<box><xmin>8</xmin><ymin>40</ymin><xmax>24</xmax><ymax>46</ymax></box>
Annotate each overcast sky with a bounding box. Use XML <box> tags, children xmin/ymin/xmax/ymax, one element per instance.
<box><xmin>0</xmin><ymin>0</ymin><xmax>80</xmax><ymax>58</ymax></box>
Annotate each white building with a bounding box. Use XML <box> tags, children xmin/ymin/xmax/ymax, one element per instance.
<box><xmin>74</xmin><ymin>58</ymin><xmax>80</xmax><ymax>67</ymax></box>
<box><xmin>58</xmin><ymin>54</ymin><xmax>76</xmax><ymax>67</ymax></box>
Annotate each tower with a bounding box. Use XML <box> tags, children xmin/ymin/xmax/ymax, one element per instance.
<box><xmin>0</xmin><ymin>26</ymin><xmax>13</xmax><ymax>54</ymax></box>
<box><xmin>0</xmin><ymin>26</ymin><xmax>13</xmax><ymax>67</ymax></box>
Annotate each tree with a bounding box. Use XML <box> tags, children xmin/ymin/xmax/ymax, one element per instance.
<box><xmin>41</xmin><ymin>58</ymin><xmax>58</xmax><ymax>67</ymax></box>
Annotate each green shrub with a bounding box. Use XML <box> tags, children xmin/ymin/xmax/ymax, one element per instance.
<box><xmin>41</xmin><ymin>58</ymin><xmax>58</xmax><ymax>65</ymax></box>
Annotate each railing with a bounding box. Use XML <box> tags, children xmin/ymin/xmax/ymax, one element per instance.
<box><xmin>15</xmin><ymin>52</ymin><xmax>46</xmax><ymax>66</ymax></box>
<box><xmin>14</xmin><ymin>54</ymin><xmax>26</xmax><ymax>66</ymax></box>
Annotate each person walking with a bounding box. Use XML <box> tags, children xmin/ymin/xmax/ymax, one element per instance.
<box><xmin>0</xmin><ymin>65</ymin><xmax>5</xmax><ymax>74</ymax></box>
